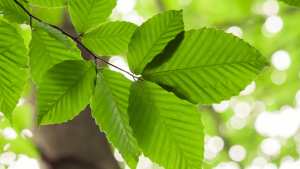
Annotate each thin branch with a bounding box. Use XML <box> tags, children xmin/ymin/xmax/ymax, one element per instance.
<box><xmin>13</xmin><ymin>0</ymin><xmax>141</xmax><ymax>80</ymax></box>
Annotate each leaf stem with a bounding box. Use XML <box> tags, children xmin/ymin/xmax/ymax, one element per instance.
<box><xmin>13</xmin><ymin>0</ymin><xmax>140</xmax><ymax>80</ymax></box>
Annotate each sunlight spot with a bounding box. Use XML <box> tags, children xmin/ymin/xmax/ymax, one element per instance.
<box><xmin>252</xmin><ymin>101</ymin><xmax>266</xmax><ymax>115</ymax></box>
<box><xmin>231</xmin><ymin>115</ymin><xmax>246</xmax><ymax>130</ymax></box>
<box><xmin>212</xmin><ymin>101</ymin><xmax>230</xmax><ymax>113</ymax></box>
<box><xmin>2</xmin><ymin>127</ymin><xmax>17</xmax><ymax>140</ymax></box>
<box><xmin>265</xmin><ymin>16</ymin><xmax>283</xmax><ymax>33</ymax></box>
<box><xmin>17</xmin><ymin>98</ymin><xmax>25</xmax><ymax>107</ymax></box>
<box><xmin>261</xmin><ymin>138</ymin><xmax>280</xmax><ymax>156</ymax></box>
<box><xmin>234</xmin><ymin>101</ymin><xmax>251</xmax><ymax>118</ymax></box>
<box><xmin>116</xmin><ymin>0</ymin><xmax>137</xmax><ymax>14</ymax></box>
<box><xmin>3</xmin><ymin>143</ymin><xmax>10</xmax><ymax>151</ymax></box>
<box><xmin>252</xmin><ymin>157</ymin><xmax>268</xmax><ymax>168</ymax></box>
<box><xmin>227</xmin><ymin>26</ymin><xmax>243</xmax><ymax>38</ymax></box>
<box><xmin>109</xmin><ymin>56</ymin><xmax>133</xmax><ymax>80</ymax></box>
<box><xmin>114</xmin><ymin>149</ymin><xmax>124</xmax><ymax>162</ymax></box>
<box><xmin>271</xmin><ymin>50</ymin><xmax>291</xmax><ymax>71</ymax></box>
<box><xmin>122</xmin><ymin>10</ymin><xmax>145</xmax><ymax>26</ymax></box>
<box><xmin>21</xmin><ymin>129</ymin><xmax>33</xmax><ymax>139</ymax></box>
<box><xmin>240</xmin><ymin>81</ymin><xmax>256</xmax><ymax>95</ymax></box>
<box><xmin>263</xmin><ymin>0</ymin><xmax>279</xmax><ymax>16</ymax></box>
<box><xmin>263</xmin><ymin>163</ymin><xmax>278</xmax><ymax>169</ymax></box>
<box><xmin>208</xmin><ymin>136</ymin><xmax>224</xmax><ymax>152</ymax></box>
<box><xmin>0</xmin><ymin>152</ymin><xmax>16</xmax><ymax>165</ymax></box>
<box><xmin>271</xmin><ymin>70</ymin><xmax>286</xmax><ymax>85</ymax></box>
<box><xmin>229</xmin><ymin>145</ymin><xmax>246</xmax><ymax>162</ymax></box>
<box><xmin>137</xmin><ymin>154</ymin><xmax>153</xmax><ymax>168</ymax></box>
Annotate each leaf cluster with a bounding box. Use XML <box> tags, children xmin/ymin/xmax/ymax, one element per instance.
<box><xmin>0</xmin><ymin>0</ymin><xmax>270</xmax><ymax>168</ymax></box>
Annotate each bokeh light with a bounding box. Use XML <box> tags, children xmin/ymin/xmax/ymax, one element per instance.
<box><xmin>264</xmin><ymin>16</ymin><xmax>283</xmax><ymax>34</ymax></box>
<box><xmin>271</xmin><ymin>50</ymin><xmax>291</xmax><ymax>71</ymax></box>
<box><xmin>263</xmin><ymin>0</ymin><xmax>279</xmax><ymax>16</ymax></box>
<box><xmin>260</xmin><ymin>138</ymin><xmax>281</xmax><ymax>156</ymax></box>
<box><xmin>229</xmin><ymin>145</ymin><xmax>246</xmax><ymax>162</ymax></box>
<box><xmin>212</xmin><ymin>101</ymin><xmax>230</xmax><ymax>113</ymax></box>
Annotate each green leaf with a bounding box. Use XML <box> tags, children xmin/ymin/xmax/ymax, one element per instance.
<box><xmin>82</xmin><ymin>21</ymin><xmax>137</xmax><ymax>56</ymax></box>
<box><xmin>0</xmin><ymin>19</ymin><xmax>28</xmax><ymax>126</ymax></box>
<box><xmin>36</xmin><ymin>60</ymin><xmax>96</xmax><ymax>128</ymax></box>
<box><xmin>90</xmin><ymin>68</ymin><xmax>141</xmax><ymax>168</ymax></box>
<box><xmin>0</xmin><ymin>0</ymin><xmax>30</xmax><ymax>24</ymax></box>
<box><xmin>142</xmin><ymin>28</ymin><xmax>270</xmax><ymax>105</ymax></box>
<box><xmin>128</xmin><ymin>80</ymin><xmax>204</xmax><ymax>169</ymax></box>
<box><xmin>279</xmin><ymin>0</ymin><xmax>300</xmax><ymax>7</ymax></box>
<box><xmin>27</xmin><ymin>0</ymin><xmax>67</xmax><ymax>8</ymax></box>
<box><xmin>29</xmin><ymin>27</ymin><xmax>82</xmax><ymax>84</ymax></box>
<box><xmin>127</xmin><ymin>10</ymin><xmax>184</xmax><ymax>75</ymax></box>
<box><xmin>33</xmin><ymin>21</ymin><xmax>75</xmax><ymax>52</ymax></box>
<box><xmin>68</xmin><ymin>0</ymin><xmax>117</xmax><ymax>34</ymax></box>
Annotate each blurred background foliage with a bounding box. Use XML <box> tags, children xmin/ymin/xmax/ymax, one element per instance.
<box><xmin>1</xmin><ymin>0</ymin><xmax>300</xmax><ymax>169</ymax></box>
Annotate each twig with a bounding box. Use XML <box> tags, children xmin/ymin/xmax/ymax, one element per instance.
<box><xmin>13</xmin><ymin>0</ymin><xmax>141</xmax><ymax>80</ymax></box>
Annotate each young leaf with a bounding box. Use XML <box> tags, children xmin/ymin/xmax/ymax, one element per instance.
<box><xmin>36</xmin><ymin>60</ymin><xmax>96</xmax><ymax>128</ymax></box>
<box><xmin>127</xmin><ymin>10</ymin><xmax>184</xmax><ymax>75</ymax></box>
<box><xmin>279</xmin><ymin>0</ymin><xmax>300</xmax><ymax>7</ymax></box>
<box><xmin>128</xmin><ymin>80</ymin><xmax>204</xmax><ymax>169</ymax></box>
<box><xmin>0</xmin><ymin>19</ymin><xmax>28</xmax><ymax>126</ymax></box>
<box><xmin>82</xmin><ymin>21</ymin><xmax>137</xmax><ymax>56</ymax></box>
<box><xmin>33</xmin><ymin>21</ymin><xmax>75</xmax><ymax>52</ymax></box>
<box><xmin>0</xmin><ymin>0</ymin><xmax>30</xmax><ymax>24</ymax></box>
<box><xmin>27</xmin><ymin>0</ymin><xmax>67</xmax><ymax>8</ymax></box>
<box><xmin>68</xmin><ymin>0</ymin><xmax>117</xmax><ymax>34</ymax></box>
<box><xmin>142</xmin><ymin>28</ymin><xmax>270</xmax><ymax>105</ymax></box>
<box><xmin>29</xmin><ymin>28</ymin><xmax>82</xmax><ymax>84</ymax></box>
<box><xmin>91</xmin><ymin>68</ymin><xmax>141</xmax><ymax>169</ymax></box>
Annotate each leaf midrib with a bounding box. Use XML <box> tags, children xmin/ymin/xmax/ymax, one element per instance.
<box><xmin>34</xmin><ymin>30</ymin><xmax>55</xmax><ymax>65</ymax></box>
<box><xmin>79</xmin><ymin>0</ymin><xmax>96</xmax><ymax>34</ymax></box>
<box><xmin>143</xmin><ymin>59</ymin><xmax>266</xmax><ymax>76</ymax></box>
<box><xmin>136</xmin><ymin>81</ymin><xmax>191</xmax><ymax>168</ymax></box>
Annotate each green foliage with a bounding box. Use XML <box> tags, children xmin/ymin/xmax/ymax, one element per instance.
<box><xmin>27</xmin><ymin>0</ymin><xmax>67</xmax><ymax>8</ymax></box>
<box><xmin>82</xmin><ymin>21</ymin><xmax>137</xmax><ymax>55</ymax></box>
<box><xmin>0</xmin><ymin>19</ymin><xmax>28</xmax><ymax>126</ymax></box>
<box><xmin>279</xmin><ymin>0</ymin><xmax>300</xmax><ymax>7</ymax></box>
<box><xmin>91</xmin><ymin>68</ymin><xmax>141</xmax><ymax>169</ymax></box>
<box><xmin>127</xmin><ymin>10</ymin><xmax>184</xmax><ymax>75</ymax></box>
<box><xmin>0</xmin><ymin>1</ymin><xmax>272</xmax><ymax>169</ymax></box>
<box><xmin>128</xmin><ymin>80</ymin><xmax>204</xmax><ymax>169</ymax></box>
<box><xmin>33</xmin><ymin>21</ymin><xmax>75</xmax><ymax>52</ymax></box>
<box><xmin>0</xmin><ymin>0</ymin><xmax>30</xmax><ymax>24</ymax></box>
<box><xmin>36</xmin><ymin>60</ymin><xmax>96</xmax><ymax>128</ymax></box>
<box><xmin>29</xmin><ymin>26</ymin><xmax>82</xmax><ymax>84</ymax></box>
<box><xmin>68</xmin><ymin>0</ymin><xmax>117</xmax><ymax>34</ymax></box>
<box><xmin>142</xmin><ymin>28</ymin><xmax>270</xmax><ymax>105</ymax></box>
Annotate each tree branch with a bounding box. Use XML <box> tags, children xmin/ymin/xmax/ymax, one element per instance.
<box><xmin>13</xmin><ymin>0</ymin><xmax>142</xmax><ymax>81</ymax></box>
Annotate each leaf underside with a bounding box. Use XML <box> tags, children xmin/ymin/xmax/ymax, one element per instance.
<box><xmin>29</xmin><ymin>28</ymin><xmax>82</xmax><ymax>84</ymax></box>
<box><xmin>68</xmin><ymin>0</ymin><xmax>117</xmax><ymax>34</ymax></box>
<box><xmin>82</xmin><ymin>21</ymin><xmax>137</xmax><ymax>56</ymax></box>
<box><xmin>0</xmin><ymin>0</ymin><xmax>30</xmax><ymax>24</ymax></box>
<box><xmin>27</xmin><ymin>0</ymin><xmax>67</xmax><ymax>8</ymax></box>
<box><xmin>36</xmin><ymin>60</ymin><xmax>96</xmax><ymax>128</ymax></box>
<box><xmin>279</xmin><ymin>0</ymin><xmax>300</xmax><ymax>7</ymax></box>
<box><xmin>142</xmin><ymin>28</ymin><xmax>270</xmax><ymax>105</ymax></box>
<box><xmin>127</xmin><ymin>10</ymin><xmax>184</xmax><ymax>75</ymax></box>
<box><xmin>128</xmin><ymin>80</ymin><xmax>204</xmax><ymax>169</ymax></box>
<box><xmin>91</xmin><ymin>68</ymin><xmax>141</xmax><ymax>169</ymax></box>
<box><xmin>0</xmin><ymin>20</ymin><xmax>28</xmax><ymax>126</ymax></box>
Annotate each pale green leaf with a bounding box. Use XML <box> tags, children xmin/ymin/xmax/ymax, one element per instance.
<box><xmin>279</xmin><ymin>0</ymin><xmax>300</xmax><ymax>7</ymax></box>
<box><xmin>91</xmin><ymin>68</ymin><xmax>141</xmax><ymax>169</ymax></box>
<box><xmin>142</xmin><ymin>28</ymin><xmax>270</xmax><ymax>105</ymax></box>
<box><xmin>36</xmin><ymin>60</ymin><xmax>96</xmax><ymax>128</ymax></box>
<box><xmin>33</xmin><ymin>21</ymin><xmax>74</xmax><ymax>52</ymax></box>
<box><xmin>29</xmin><ymin>27</ymin><xmax>82</xmax><ymax>84</ymax></box>
<box><xmin>0</xmin><ymin>0</ymin><xmax>30</xmax><ymax>24</ymax></box>
<box><xmin>128</xmin><ymin>80</ymin><xmax>204</xmax><ymax>169</ymax></box>
<box><xmin>69</xmin><ymin>0</ymin><xmax>117</xmax><ymax>34</ymax></box>
<box><xmin>82</xmin><ymin>21</ymin><xmax>137</xmax><ymax>55</ymax></box>
<box><xmin>0</xmin><ymin>19</ymin><xmax>28</xmax><ymax>126</ymax></box>
<box><xmin>27</xmin><ymin>0</ymin><xmax>67</xmax><ymax>8</ymax></box>
<box><xmin>127</xmin><ymin>10</ymin><xmax>184</xmax><ymax>75</ymax></box>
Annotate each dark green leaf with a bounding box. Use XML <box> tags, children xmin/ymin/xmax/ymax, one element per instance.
<box><xmin>82</xmin><ymin>21</ymin><xmax>137</xmax><ymax>55</ymax></box>
<box><xmin>142</xmin><ymin>28</ymin><xmax>270</xmax><ymax>105</ymax></box>
<box><xmin>29</xmin><ymin>27</ymin><xmax>82</xmax><ymax>84</ymax></box>
<box><xmin>0</xmin><ymin>19</ymin><xmax>28</xmax><ymax>126</ymax></box>
<box><xmin>127</xmin><ymin>10</ymin><xmax>184</xmax><ymax>75</ymax></box>
<box><xmin>69</xmin><ymin>0</ymin><xmax>117</xmax><ymax>34</ymax></box>
<box><xmin>128</xmin><ymin>80</ymin><xmax>204</xmax><ymax>169</ymax></box>
<box><xmin>279</xmin><ymin>0</ymin><xmax>300</xmax><ymax>7</ymax></box>
<box><xmin>0</xmin><ymin>0</ymin><xmax>30</xmax><ymax>24</ymax></box>
<box><xmin>91</xmin><ymin>68</ymin><xmax>141</xmax><ymax>168</ymax></box>
<box><xmin>36</xmin><ymin>60</ymin><xmax>96</xmax><ymax>128</ymax></box>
